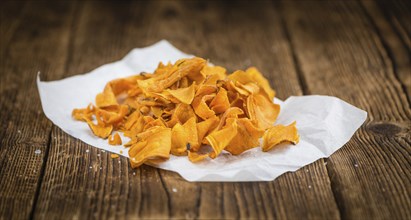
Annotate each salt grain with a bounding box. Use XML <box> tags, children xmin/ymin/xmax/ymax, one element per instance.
<box><xmin>354</xmin><ymin>164</ymin><xmax>358</xmax><ymax>167</ymax></box>
<box><xmin>86</xmin><ymin>149</ymin><xmax>90</xmax><ymax>153</ymax></box>
<box><xmin>89</xmin><ymin>166</ymin><xmax>92</xmax><ymax>169</ymax></box>
<box><xmin>97</xmin><ymin>154</ymin><xmax>100</xmax><ymax>157</ymax></box>
<box><xmin>172</xmin><ymin>188</ymin><xmax>178</xmax><ymax>193</ymax></box>
<box><xmin>34</xmin><ymin>149</ymin><xmax>41</xmax><ymax>154</ymax></box>
<box><xmin>308</xmin><ymin>185</ymin><xmax>312</xmax><ymax>189</ymax></box>
<box><xmin>17</xmin><ymin>130</ymin><xmax>21</xmax><ymax>133</ymax></box>
<box><xmin>102</xmin><ymin>150</ymin><xmax>105</xmax><ymax>153</ymax></box>
<box><xmin>133</xmin><ymin>172</ymin><xmax>136</xmax><ymax>176</ymax></box>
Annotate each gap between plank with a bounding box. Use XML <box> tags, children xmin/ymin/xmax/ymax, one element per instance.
<box><xmin>276</xmin><ymin>1</ymin><xmax>343</xmax><ymax>219</ymax></box>
<box><xmin>28</xmin><ymin>126</ymin><xmax>53</xmax><ymax>220</ymax></box>
<box><xmin>277</xmin><ymin>4</ymin><xmax>310</xmax><ymax>95</ymax></box>
<box><xmin>358</xmin><ymin>1</ymin><xmax>411</xmax><ymax>109</ymax></box>
<box><xmin>28</xmin><ymin>2</ymin><xmax>81</xmax><ymax>218</ymax></box>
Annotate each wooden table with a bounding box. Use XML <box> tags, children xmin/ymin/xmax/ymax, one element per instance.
<box><xmin>1</xmin><ymin>1</ymin><xmax>410</xmax><ymax>219</ymax></box>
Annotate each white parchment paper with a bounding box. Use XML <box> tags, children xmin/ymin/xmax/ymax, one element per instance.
<box><xmin>37</xmin><ymin>40</ymin><xmax>367</xmax><ymax>182</ymax></box>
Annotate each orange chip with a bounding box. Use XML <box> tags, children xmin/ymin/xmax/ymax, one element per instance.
<box><xmin>209</xmin><ymin>88</ymin><xmax>230</xmax><ymax>114</ymax></box>
<box><xmin>72</xmin><ymin>104</ymin><xmax>94</xmax><ymax>121</ymax></box>
<box><xmin>188</xmin><ymin>151</ymin><xmax>209</xmax><ymax>163</ymax></box>
<box><xmin>196</xmin><ymin>116</ymin><xmax>219</xmax><ymax>149</ymax></box>
<box><xmin>167</xmin><ymin>103</ymin><xmax>196</xmax><ymax>127</ymax></box>
<box><xmin>228</xmin><ymin>67</ymin><xmax>275</xmax><ymax>100</ymax></box>
<box><xmin>171</xmin><ymin>117</ymin><xmax>198</xmax><ymax>155</ymax></box>
<box><xmin>96</xmin><ymin>84</ymin><xmax>118</xmax><ymax>108</ymax></box>
<box><xmin>206</xmin><ymin>120</ymin><xmax>238</xmax><ymax>158</ymax></box>
<box><xmin>84</xmin><ymin>117</ymin><xmax>113</xmax><ymax>139</ymax></box>
<box><xmin>166</xmin><ymin>82</ymin><xmax>196</xmax><ymax>104</ymax></box>
<box><xmin>225</xmin><ymin>118</ymin><xmax>264</xmax><ymax>155</ymax></box>
<box><xmin>108</xmin><ymin>132</ymin><xmax>122</xmax><ymax>145</ymax></box>
<box><xmin>129</xmin><ymin>126</ymin><xmax>172</xmax><ymax>168</ymax></box>
<box><xmin>111</xmin><ymin>154</ymin><xmax>120</xmax><ymax>159</ymax></box>
<box><xmin>262</xmin><ymin>122</ymin><xmax>299</xmax><ymax>152</ymax></box>
<box><xmin>246</xmin><ymin>92</ymin><xmax>280</xmax><ymax>130</ymax></box>
<box><xmin>192</xmin><ymin>94</ymin><xmax>216</xmax><ymax>120</ymax></box>
<box><xmin>201</xmin><ymin>65</ymin><xmax>226</xmax><ymax>79</ymax></box>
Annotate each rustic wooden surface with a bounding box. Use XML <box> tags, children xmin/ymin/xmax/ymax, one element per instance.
<box><xmin>0</xmin><ymin>0</ymin><xmax>410</xmax><ymax>219</ymax></box>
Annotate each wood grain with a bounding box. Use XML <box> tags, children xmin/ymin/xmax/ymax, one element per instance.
<box><xmin>371</xmin><ymin>0</ymin><xmax>411</xmax><ymax>103</ymax></box>
<box><xmin>282</xmin><ymin>1</ymin><xmax>411</xmax><ymax>219</ymax></box>
<box><xmin>0</xmin><ymin>1</ymin><xmax>76</xmax><ymax>219</ymax></box>
<box><xmin>32</xmin><ymin>1</ymin><xmax>339</xmax><ymax>219</ymax></box>
<box><xmin>1</xmin><ymin>0</ymin><xmax>410</xmax><ymax>219</ymax></box>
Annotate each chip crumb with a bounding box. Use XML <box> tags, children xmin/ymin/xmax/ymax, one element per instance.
<box><xmin>102</xmin><ymin>150</ymin><xmax>105</xmax><ymax>153</ymax></box>
<box><xmin>306</xmin><ymin>169</ymin><xmax>309</xmax><ymax>172</ymax></box>
<box><xmin>17</xmin><ymin>130</ymin><xmax>21</xmax><ymax>133</ymax></box>
<box><xmin>34</xmin><ymin>149</ymin><xmax>41</xmax><ymax>154</ymax></box>
<box><xmin>111</xmin><ymin>154</ymin><xmax>119</xmax><ymax>159</ymax></box>
<box><xmin>119</xmin><ymin>150</ymin><xmax>123</xmax><ymax>154</ymax></box>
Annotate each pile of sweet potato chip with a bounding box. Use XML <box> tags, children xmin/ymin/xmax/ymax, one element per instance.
<box><xmin>72</xmin><ymin>57</ymin><xmax>299</xmax><ymax>168</ymax></box>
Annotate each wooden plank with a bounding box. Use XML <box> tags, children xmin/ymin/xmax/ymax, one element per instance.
<box><xmin>0</xmin><ymin>1</ymin><xmax>28</xmax><ymax>55</ymax></box>
<box><xmin>282</xmin><ymin>1</ymin><xmax>411</xmax><ymax>219</ymax></box>
<box><xmin>33</xmin><ymin>0</ymin><xmax>340</xmax><ymax>219</ymax></box>
<box><xmin>371</xmin><ymin>0</ymin><xmax>411</xmax><ymax>102</ymax></box>
<box><xmin>0</xmin><ymin>1</ymin><xmax>77</xmax><ymax>219</ymax></box>
<box><xmin>376</xmin><ymin>0</ymin><xmax>410</xmax><ymax>49</ymax></box>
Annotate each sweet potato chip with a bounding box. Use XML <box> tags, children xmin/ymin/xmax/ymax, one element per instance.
<box><xmin>196</xmin><ymin>116</ymin><xmax>219</xmax><ymax>149</ymax></box>
<box><xmin>262</xmin><ymin>122</ymin><xmax>299</xmax><ymax>152</ymax></box>
<box><xmin>188</xmin><ymin>151</ymin><xmax>209</xmax><ymax>163</ymax></box>
<box><xmin>96</xmin><ymin>84</ymin><xmax>118</xmax><ymax>108</ymax></box>
<box><xmin>171</xmin><ymin>117</ymin><xmax>198</xmax><ymax>155</ymax></box>
<box><xmin>129</xmin><ymin>126</ymin><xmax>172</xmax><ymax>168</ymax></box>
<box><xmin>108</xmin><ymin>132</ymin><xmax>122</xmax><ymax>145</ymax></box>
<box><xmin>225</xmin><ymin>118</ymin><xmax>264</xmax><ymax>155</ymax></box>
<box><xmin>171</xmin><ymin>123</ymin><xmax>189</xmax><ymax>156</ymax></box>
<box><xmin>166</xmin><ymin>82</ymin><xmax>196</xmax><ymax>104</ymax></box>
<box><xmin>84</xmin><ymin>117</ymin><xmax>113</xmax><ymax>139</ymax></box>
<box><xmin>246</xmin><ymin>92</ymin><xmax>280</xmax><ymax>130</ymax></box>
<box><xmin>72</xmin><ymin>104</ymin><xmax>94</xmax><ymax>121</ymax></box>
<box><xmin>210</xmin><ymin>88</ymin><xmax>230</xmax><ymax>114</ymax></box>
<box><xmin>206</xmin><ymin>120</ymin><xmax>238</xmax><ymax>158</ymax></box>
<box><xmin>192</xmin><ymin>94</ymin><xmax>216</xmax><ymax>120</ymax></box>
<box><xmin>228</xmin><ymin>68</ymin><xmax>275</xmax><ymax>100</ymax></box>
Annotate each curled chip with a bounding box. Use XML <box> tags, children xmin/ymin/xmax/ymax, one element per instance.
<box><xmin>262</xmin><ymin>122</ymin><xmax>300</xmax><ymax>152</ymax></box>
<box><xmin>72</xmin><ymin>57</ymin><xmax>299</xmax><ymax>168</ymax></box>
<box><xmin>108</xmin><ymin>133</ymin><xmax>122</xmax><ymax>145</ymax></box>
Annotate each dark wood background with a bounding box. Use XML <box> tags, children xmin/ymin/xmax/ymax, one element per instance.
<box><xmin>1</xmin><ymin>0</ymin><xmax>410</xmax><ymax>219</ymax></box>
